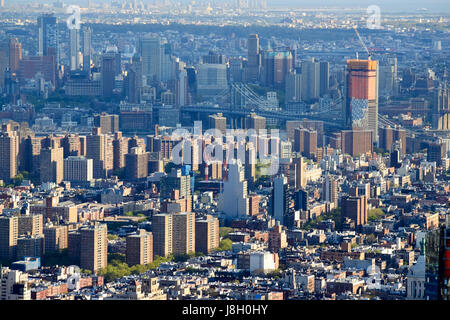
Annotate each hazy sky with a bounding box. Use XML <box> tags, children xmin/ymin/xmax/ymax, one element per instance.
<box><xmin>269</xmin><ymin>0</ymin><xmax>450</xmax><ymax>12</ymax></box>
<box><xmin>5</xmin><ymin>0</ymin><xmax>450</xmax><ymax>13</ymax></box>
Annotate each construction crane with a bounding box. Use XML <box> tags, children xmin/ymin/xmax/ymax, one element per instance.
<box><xmin>353</xmin><ymin>26</ymin><xmax>372</xmax><ymax>60</ymax></box>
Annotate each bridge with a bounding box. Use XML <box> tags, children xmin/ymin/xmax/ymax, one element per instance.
<box><xmin>179</xmin><ymin>83</ymin><xmax>345</xmax><ymax>130</ymax></box>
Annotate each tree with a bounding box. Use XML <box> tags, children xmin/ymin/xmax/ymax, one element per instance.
<box><xmin>366</xmin><ymin>234</ymin><xmax>377</xmax><ymax>244</ymax></box>
<box><xmin>219</xmin><ymin>227</ymin><xmax>233</xmax><ymax>239</ymax></box>
<box><xmin>107</xmin><ymin>234</ymin><xmax>119</xmax><ymax>241</ymax></box>
<box><xmin>368</xmin><ymin>208</ymin><xmax>385</xmax><ymax>221</ymax></box>
<box><xmin>216</xmin><ymin>239</ymin><xmax>232</xmax><ymax>252</ymax></box>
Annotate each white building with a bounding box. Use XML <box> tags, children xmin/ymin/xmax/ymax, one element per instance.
<box><xmin>407</xmin><ymin>249</ymin><xmax>425</xmax><ymax>300</ymax></box>
<box><xmin>0</xmin><ymin>268</ymin><xmax>31</xmax><ymax>300</ymax></box>
<box><xmin>63</xmin><ymin>156</ymin><xmax>93</xmax><ymax>182</ymax></box>
<box><xmin>249</xmin><ymin>251</ymin><xmax>277</xmax><ymax>274</ymax></box>
<box><xmin>218</xmin><ymin>160</ymin><xmax>249</xmax><ymax>222</ymax></box>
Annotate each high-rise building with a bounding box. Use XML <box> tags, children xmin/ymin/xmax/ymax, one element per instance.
<box><xmin>245</xmin><ymin>34</ymin><xmax>261</xmax><ymax>82</ymax></box>
<box><xmin>94</xmin><ymin>113</ymin><xmax>119</xmax><ymax>134</ymax></box>
<box><xmin>295</xmin><ymin>188</ymin><xmax>308</xmax><ymax>211</ymax></box>
<box><xmin>427</xmin><ymin>142</ymin><xmax>445</xmax><ymax>167</ymax></box>
<box><xmin>0</xmin><ymin>216</ymin><xmax>18</xmax><ymax>261</ymax></box>
<box><xmin>18</xmin><ymin>214</ymin><xmax>43</xmax><ymax>236</ymax></box>
<box><xmin>218</xmin><ymin>161</ymin><xmax>249</xmax><ymax>222</ymax></box>
<box><xmin>0</xmin><ymin>268</ymin><xmax>31</xmax><ymax>300</ymax></box>
<box><xmin>160</xmin><ymin>168</ymin><xmax>191</xmax><ymax>200</ymax></box>
<box><xmin>195</xmin><ymin>215</ymin><xmax>219</xmax><ymax>254</ymax></box>
<box><xmin>38</xmin><ymin>14</ymin><xmax>58</xmax><ymax>59</ymax></box>
<box><xmin>208</xmin><ymin>113</ymin><xmax>227</xmax><ymax>134</ymax></box>
<box><xmin>79</xmin><ymin>223</ymin><xmax>108</xmax><ymax>272</ymax></box>
<box><xmin>268</xmin><ymin>223</ymin><xmax>287</xmax><ymax>253</ymax></box>
<box><xmin>40</xmin><ymin>146</ymin><xmax>64</xmax><ymax>184</ymax></box>
<box><xmin>16</xmin><ymin>234</ymin><xmax>45</xmax><ymax>259</ymax></box>
<box><xmin>197</xmin><ymin>63</ymin><xmax>228</xmax><ymax>97</ymax></box>
<box><xmin>293</xmin><ymin>155</ymin><xmax>306</xmax><ymax>190</ymax></box>
<box><xmin>432</xmin><ymin>86</ymin><xmax>450</xmax><ymax>131</ymax></box>
<box><xmin>0</xmin><ymin>130</ymin><xmax>19</xmax><ymax>182</ymax></box>
<box><xmin>43</xmin><ymin>225</ymin><xmax>68</xmax><ymax>253</ymax></box>
<box><xmin>124</xmin><ymin>54</ymin><xmax>143</xmax><ymax>103</ymax></box>
<box><xmin>262</xmin><ymin>51</ymin><xmax>293</xmax><ymax>88</ymax></box>
<box><xmin>69</xmin><ymin>28</ymin><xmax>80</xmax><ymax>71</ymax></box>
<box><xmin>334</xmin><ymin>129</ymin><xmax>373</xmax><ymax>157</ymax></box>
<box><xmin>342</xmin><ymin>195</ymin><xmax>367</xmax><ymax>227</ymax></box>
<box><xmin>345</xmin><ymin>59</ymin><xmax>379</xmax><ymax>143</ymax></box>
<box><xmin>138</xmin><ymin>35</ymin><xmax>161</xmax><ymax>84</ymax></box>
<box><xmin>319</xmin><ymin>61</ymin><xmax>330</xmax><ymax>96</ymax></box>
<box><xmin>113</xmin><ymin>132</ymin><xmax>129</xmax><ymax>171</ymax></box>
<box><xmin>176</xmin><ymin>69</ymin><xmax>189</xmax><ymax>106</ymax></box>
<box><xmin>126</xmin><ymin>230</ymin><xmax>153</xmax><ymax>266</ymax></box>
<box><xmin>101</xmin><ymin>53</ymin><xmax>116</xmax><ymax>98</ymax></box>
<box><xmin>294</xmin><ymin>128</ymin><xmax>317</xmax><ymax>159</ymax></box>
<box><xmin>379</xmin><ymin>126</ymin><xmax>406</xmax><ymax>155</ymax></box>
<box><xmin>8</xmin><ymin>38</ymin><xmax>22</xmax><ymax>73</ymax></box>
<box><xmin>172</xmin><ymin>212</ymin><xmax>195</xmax><ymax>255</ymax></box>
<box><xmin>82</xmin><ymin>26</ymin><xmax>92</xmax><ymax>75</ymax></box>
<box><xmin>125</xmin><ymin>147</ymin><xmax>149</xmax><ymax>181</ymax></box>
<box><xmin>86</xmin><ymin>127</ymin><xmax>113</xmax><ymax>179</ymax></box>
<box><xmin>0</xmin><ymin>40</ymin><xmax>9</xmax><ymax>90</ymax></box>
<box><xmin>322</xmin><ymin>176</ymin><xmax>338</xmax><ymax>207</ymax></box>
<box><xmin>424</xmin><ymin>224</ymin><xmax>450</xmax><ymax>300</ymax></box>
<box><xmin>301</xmin><ymin>59</ymin><xmax>320</xmax><ymax>101</ymax></box>
<box><xmin>63</xmin><ymin>156</ymin><xmax>93</xmax><ymax>182</ymax></box>
<box><xmin>270</xmin><ymin>175</ymin><xmax>289</xmax><ymax>225</ymax></box>
<box><xmin>152</xmin><ymin>213</ymin><xmax>173</xmax><ymax>258</ymax></box>
<box><xmin>285</xmin><ymin>72</ymin><xmax>302</xmax><ymax>103</ymax></box>
<box><xmin>245</xmin><ymin>113</ymin><xmax>266</xmax><ymax>134</ymax></box>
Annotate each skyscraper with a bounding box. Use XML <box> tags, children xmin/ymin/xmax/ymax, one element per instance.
<box><xmin>271</xmin><ymin>175</ymin><xmax>289</xmax><ymax>225</ymax></box>
<box><xmin>63</xmin><ymin>156</ymin><xmax>93</xmax><ymax>182</ymax></box>
<box><xmin>126</xmin><ymin>230</ymin><xmax>153</xmax><ymax>266</ymax></box>
<box><xmin>285</xmin><ymin>71</ymin><xmax>302</xmax><ymax>103</ymax></box>
<box><xmin>82</xmin><ymin>26</ymin><xmax>92</xmax><ymax>75</ymax></box>
<box><xmin>345</xmin><ymin>59</ymin><xmax>379</xmax><ymax>143</ymax></box>
<box><xmin>319</xmin><ymin>61</ymin><xmax>330</xmax><ymax>96</ymax></box>
<box><xmin>38</xmin><ymin>14</ymin><xmax>58</xmax><ymax>58</ymax></box>
<box><xmin>69</xmin><ymin>28</ymin><xmax>80</xmax><ymax>71</ymax></box>
<box><xmin>101</xmin><ymin>53</ymin><xmax>116</xmax><ymax>98</ymax></box>
<box><xmin>195</xmin><ymin>215</ymin><xmax>219</xmax><ymax>254</ymax></box>
<box><xmin>40</xmin><ymin>146</ymin><xmax>64</xmax><ymax>184</ymax></box>
<box><xmin>0</xmin><ymin>130</ymin><xmax>19</xmax><ymax>182</ymax></box>
<box><xmin>0</xmin><ymin>216</ymin><xmax>18</xmax><ymax>261</ymax></box>
<box><xmin>152</xmin><ymin>213</ymin><xmax>173</xmax><ymax>258</ymax></box>
<box><xmin>262</xmin><ymin>51</ymin><xmax>293</xmax><ymax>88</ymax></box>
<box><xmin>125</xmin><ymin>147</ymin><xmax>149</xmax><ymax>181</ymax></box>
<box><xmin>322</xmin><ymin>176</ymin><xmax>338</xmax><ymax>207</ymax></box>
<box><xmin>301</xmin><ymin>59</ymin><xmax>320</xmax><ymax>101</ymax></box>
<box><xmin>79</xmin><ymin>223</ymin><xmax>108</xmax><ymax>272</ymax></box>
<box><xmin>245</xmin><ymin>34</ymin><xmax>261</xmax><ymax>82</ymax></box>
<box><xmin>245</xmin><ymin>113</ymin><xmax>266</xmax><ymax>134</ymax></box>
<box><xmin>208</xmin><ymin>113</ymin><xmax>227</xmax><ymax>134</ymax></box>
<box><xmin>93</xmin><ymin>113</ymin><xmax>119</xmax><ymax>134</ymax></box>
<box><xmin>8</xmin><ymin>38</ymin><xmax>22</xmax><ymax>73</ymax></box>
<box><xmin>342</xmin><ymin>195</ymin><xmax>367</xmax><ymax>227</ymax></box>
<box><xmin>86</xmin><ymin>127</ymin><xmax>113</xmax><ymax>179</ymax></box>
<box><xmin>293</xmin><ymin>155</ymin><xmax>306</xmax><ymax>190</ymax></box>
<box><xmin>432</xmin><ymin>85</ymin><xmax>449</xmax><ymax>131</ymax></box>
<box><xmin>218</xmin><ymin>160</ymin><xmax>249</xmax><ymax>222</ymax></box>
<box><xmin>172</xmin><ymin>212</ymin><xmax>195</xmax><ymax>255</ymax></box>
<box><xmin>139</xmin><ymin>35</ymin><xmax>161</xmax><ymax>84</ymax></box>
